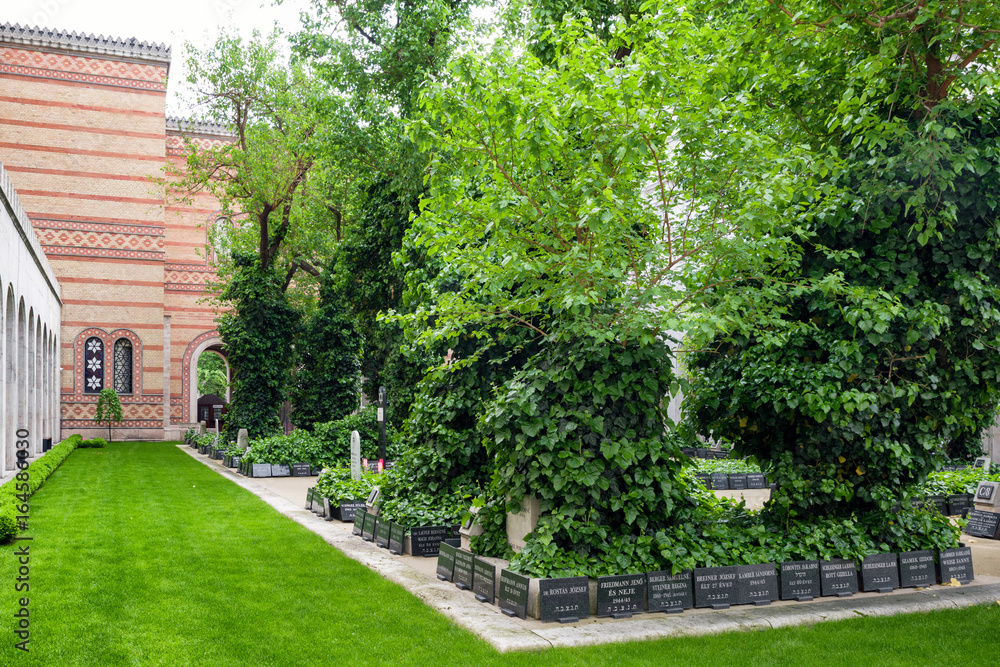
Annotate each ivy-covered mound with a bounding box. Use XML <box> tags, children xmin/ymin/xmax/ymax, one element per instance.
<box><xmin>684</xmin><ymin>112</ymin><xmax>1000</xmax><ymax>553</ymax></box>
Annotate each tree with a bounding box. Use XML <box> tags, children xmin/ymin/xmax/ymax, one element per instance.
<box><xmin>197</xmin><ymin>352</ymin><xmax>228</xmax><ymax>397</ymax></box>
<box><xmin>94</xmin><ymin>389</ymin><xmax>123</xmax><ymax>443</ymax></box>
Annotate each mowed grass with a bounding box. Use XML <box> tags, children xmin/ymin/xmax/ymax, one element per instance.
<box><xmin>0</xmin><ymin>442</ymin><xmax>996</xmax><ymax>666</ymax></box>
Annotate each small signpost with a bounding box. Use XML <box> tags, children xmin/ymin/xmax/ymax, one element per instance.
<box><xmin>377</xmin><ymin>386</ymin><xmax>387</xmax><ymax>470</ymax></box>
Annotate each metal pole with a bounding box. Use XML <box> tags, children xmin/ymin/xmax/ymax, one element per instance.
<box><xmin>378</xmin><ymin>385</ymin><xmax>387</xmax><ymax>467</ymax></box>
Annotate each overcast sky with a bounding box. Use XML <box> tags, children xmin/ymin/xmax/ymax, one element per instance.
<box><xmin>5</xmin><ymin>0</ymin><xmax>314</xmax><ymax>114</ymax></box>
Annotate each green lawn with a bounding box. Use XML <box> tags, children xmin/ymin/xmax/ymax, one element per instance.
<box><xmin>1</xmin><ymin>442</ymin><xmax>998</xmax><ymax>665</ymax></box>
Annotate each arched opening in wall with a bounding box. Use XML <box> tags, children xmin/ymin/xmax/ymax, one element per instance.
<box><xmin>4</xmin><ymin>287</ymin><xmax>14</xmax><ymax>471</ymax></box>
<box><xmin>186</xmin><ymin>336</ymin><xmax>227</xmax><ymax>427</ymax></box>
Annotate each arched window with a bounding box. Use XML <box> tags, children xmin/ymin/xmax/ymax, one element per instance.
<box><xmin>113</xmin><ymin>338</ymin><xmax>133</xmax><ymax>394</ymax></box>
<box><xmin>84</xmin><ymin>336</ymin><xmax>104</xmax><ymax>394</ymax></box>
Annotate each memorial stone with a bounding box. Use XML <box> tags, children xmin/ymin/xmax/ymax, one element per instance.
<box><xmin>375</xmin><ymin>519</ymin><xmax>391</xmax><ymax>548</ymax></box>
<box><xmin>498</xmin><ymin>570</ymin><xmax>530</xmax><ymax>619</ymax></box>
<box><xmin>409</xmin><ymin>526</ymin><xmax>451</xmax><ymax>557</ymax></box>
<box><xmin>939</xmin><ymin>547</ymin><xmax>974</xmax><ymax>584</ymax></box>
<box><xmin>696</xmin><ymin>447</ymin><xmax>710</xmax><ymax>458</ymax></box>
<box><xmin>925</xmin><ymin>495</ymin><xmax>948</xmax><ymax>515</ymax></box>
<box><xmin>361</xmin><ymin>512</ymin><xmax>377</xmax><ymax>541</ymax></box>
<box><xmin>973</xmin><ymin>456</ymin><xmax>991</xmax><ymax>472</ymax></box>
<box><xmin>728</xmin><ymin>473</ymin><xmax>748</xmax><ymax>490</ymax></box>
<box><xmin>709</xmin><ymin>473</ymin><xmax>729</xmax><ymax>491</ymax></box>
<box><xmin>948</xmin><ymin>493</ymin><xmax>973</xmax><ymax>516</ymax></box>
<box><xmin>453</xmin><ymin>549</ymin><xmax>475</xmax><ymax>591</ymax></box>
<box><xmin>693</xmin><ymin>566</ymin><xmax>737</xmax><ymax>609</ymax></box>
<box><xmin>388</xmin><ymin>522</ymin><xmax>405</xmax><ymax>555</ymax></box>
<box><xmin>820</xmin><ymin>558</ymin><xmax>859</xmax><ymax>597</ymax></box>
<box><xmin>779</xmin><ymin>560</ymin><xmax>820</xmax><ymax>601</ymax></box>
<box><xmin>898</xmin><ymin>550</ymin><xmax>935</xmax><ymax>588</ymax></box>
<box><xmin>596</xmin><ymin>574</ymin><xmax>646</xmax><ymax>618</ymax></box>
<box><xmin>252</xmin><ymin>463</ymin><xmax>272</xmax><ymax>478</ymax></box>
<box><xmin>334</xmin><ymin>500</ymin><xmax>366</xmax><ymax>522</ymax></box>
<box><xmin>350</xmin><ymin>430</ymin><xmax>361</xmax><ymax>481</ymax></box>
<box><xmin>746</xmin><ymin>473</ymin><xmax>767</xmax><ymax>489</ymax></box>
<box><xmin>695</xmin><ymin>473</ymin><xmax>711</xmax><ymax>489</ymax></box>
<box><xmin>974</xmin><ymin>481</ymin><xmax>999</xmax><ymax>507</ymax></box>
<box><xmin>646</xmin><ymin>570</ymin><xmax>692</xmax><ymax>613</ymax></box>
<box><xmin>860</xmin><ymin>553</ymin><xmax>899</xmax><ymax>593</ymax></box>
<box><xmin>735</xmin><ymin>563</ymin><xmax>778</xmax><ymax>606</ymax></box>
<box><xmin>437</xmin><ymin>542</ymin><xmax>457</xmax><ymax>581</ymax></box>
<box><xmin>473</xmin><ymin>557</ymin><xmax>497</xmax><ymax>604</ymax></box>
<box><xmin>305</xmin><ymin>488</ymin><xmax>314</xmax><ymax>511</ymax></box>
<box><xmin>291</xmin><ymin>462</ymin><xmax>312</xmax><ymax>477</ymax></box>
<box><xmin>352</xmin><ymin>511</ymin><xmax>365</xmax><ymax>536</ymax></box>
<box><xmin>271</xmin><ymin>463</ymin><xmax>291</xmax><ymax>477</ymax></box>
<box><xmin>538</xmin><ymin>576</ymin><xmax>590</xmax><ymax>623</ymax></box>
<box><xmin>965</xmin><ymin>509</ymin><xmax>1000</xmax><ymax>538</ymax></box>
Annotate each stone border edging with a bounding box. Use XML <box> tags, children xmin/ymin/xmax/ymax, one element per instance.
<box><xmin>178</xmin><ymin>446</ymin><xmax>1000</xmax><ymax>653</ymax></box>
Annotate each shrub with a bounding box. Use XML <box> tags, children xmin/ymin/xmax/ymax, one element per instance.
<box><xmin>245</xmin><ymin>429</ymin><xmax>325</xmax><ymax>465</ymax></box>
<box><xmin>0</xmin><ymin>434</ymin><xmax>83</xmax><ymax>542</ymax></box>
<box><xmin>78</xmin><ymin>437</ymin><xmax>108</xmax><ymax>448</ymax></box>
<box><xmin>314</xmin><ymin>467</ymin><xmax>377</xmax><ymax>505</ymax></box>
<box><xmin>313</xmin><ymin>407</ymin><xmax>401</xmax><ymax>464</ymax></box>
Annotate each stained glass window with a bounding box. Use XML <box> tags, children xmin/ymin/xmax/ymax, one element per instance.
<box><xmin>113</xmin><ymin>338</ymin><xmax>133</xmax><ymax>394</ymax></box>
<box><xmin>84</xmin><ymin>336</ymin><xmax>103</xmax><ymax>394</ymax></box>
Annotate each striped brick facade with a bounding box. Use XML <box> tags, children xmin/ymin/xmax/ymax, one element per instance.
<box><xmin>0</xmin><ymin>23</ymin><xmax>226</xmax><ymax>440</ymax></box>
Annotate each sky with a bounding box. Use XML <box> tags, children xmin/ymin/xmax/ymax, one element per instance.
<box><xmin>4</xmin><ymin>0</ymin><xmax>315</xmax><ymax>114</ymax></box>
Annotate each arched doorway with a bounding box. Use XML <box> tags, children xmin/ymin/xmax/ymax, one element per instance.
<box><xmin>182</xmin><ymin>332</ymin><xmax>228</xmax><ymax>425</ymax></box>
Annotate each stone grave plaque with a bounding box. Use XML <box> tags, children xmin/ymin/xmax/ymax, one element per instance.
<box><xmin>251</xmin><ymin>463</ymin><xmax>272</xmax><ymax>478</ymax></box>
<box><xmin>964</xmin><ymin>509</ymin><xmax>1000</xmax><ymax>538</ymax></box>
<box><xmin>898</xmin><ymin>550</ymin><xmax>935</xmax><ymax>588</ymax></box>
<box><xmin>820</xmin><ymin>558</ymin><xmax>858</xmax><ymax>597</ymax></box>
<box><xmin>695</xmin><ymin>473</ymin><xmax>711</xmax><ymax>489</ymax></box>
<box><xmin>696</xmin><ymin>447</ymin><xmax>710</xmax><ymax>459</ymax></box>
<box><xmin>443</xmin><ymin>537</ymin><xmax>462</xmax><ymax>548</ymax></box>
<box><xmin>693</xmin><ymin>566</ymin><xmax>737</xmax><ymax>609</ymax></box>
<box><xmin>335</xmin><ymin>500</ymin><xmax>366</xmax><ymax>523</ymax></box>
<box><xmin>410</xmin><ymin>526</ymin><xmax>452</xmax><ymax>557</ymax></box>
<box><xmin>352</xmin><ymin>511</ymin><xmax>365</xmax><ymax>536</ymax></box>
<box><xmin>973</xmin><ymin>456</ymin><xmax>990</xmax><ymax>471</ymax></box>
<box><xmin>473</xmin><ymin>557</ymin><xmax>497</xmax><ymax>604</ymax></box>
<box><xmin>681</xmin><ymin>447</ymin><xmax>696</xmax><ymax>458</ymax></box>
<box><xmin>291</xmin><ymin>462</ymin><xmax>312</xmax><ymax>477</ymax></box>
<box><xmin>939</xmin><ymin>547</ymin><xmax>974</xmax><ymax>584</ymax></box>
<box><xmin>779</xmin><ymin>560</ymin><xmax>820</xmax><ymax>601</ymax></box>
<box><xmin>975</xmin><ymin>481</ymin><xmax>999</xmax><ymax>506</ymax></box>
<box><xmin>646</xmin><ymin>570</ymin><xmax>692</xmax><ymax>613</ymax></box>
<box><xmin>746</xmin><ymin>473</ymin><xmax>767</xmax><ymax>489</ymax></box>
<box><xmin>709</xmin><ymin>473</ymin><xmax>729</xmax><ymax>491</ymax></box>
<box><xmin>925</xmin><ymin>495</ymin><xmax>948</xmax><ymax>515</ymax></box>
<box><xmin>361</xmin><ymin>512</ymin><xmax>377</xmax><ymax>542</ymax></box>
<box><xmin>498</xmin><ymin>570</ymin><xmax>530</xmax><ymax>618</ymax></box>
<box><xmin>860</xmin><ymin>553</ymin><xmax>899</xmax><ymax>593</ymax></box>
<box><xmin>539</xmin><ymin>576</ymin><xmax>590</xmax><ymax>623</ymax></box>
<box><xmin>453</xmin><ymin>549</ymin><xmax>475</xmax><ymax>591</ymax></box>
<box><xmin>735</xmin><ymin>563</ymin><xmax>778</xmax><ymax>606</ymax></box>
<box><xmin>310</xmin><ymin>465</ymin><xmax>323</xmax><ymax>476</ymax></box>
<box><xmin>596</xmin><ymin>574</ymin><xmax>646</xmax><ymax>618</ymax></box>
<box><xmin>948</xmin><ymin>493</ymin><xmax>973</xmax><ymax>516</ymax></box>
<box><xmin>712</xmin><ymin>449</ymin><xmax>728</xmax><ymax>460</ymax></box>
<box><xmin>437</xmin><ymin>542</ymin><xmax>457</xmax><ymax>581</ymax></box>
<box><xmin>271</xmin><ymin>463</ymin><xmax>291</xmax><ymax>477</ymax></box>
<box><xmin>728</xmin><ymin>473</ymin><xmax>748</xmax><ymax>490</ymax></box>
<box><xmin>375</xmin><ymin>519</ymin><xmax>391</xmax><ymax>549</ymax></box>
<box><xmin>231</xmin><ymin>456</ymin><xmax>241</xmax><ymax>469</ymax></box>
<box><xmin>388</xmin><ymin>522</ymin><xmax>405</xmax><ymax>555</ymax></box>
<box><xmin>305</xmin><ymin>488</ymin><xmax>314</xmax><ymax>511</ymax></box>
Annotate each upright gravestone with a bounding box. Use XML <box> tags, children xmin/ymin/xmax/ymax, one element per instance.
<box><xmin>735</xmin><ymin>563</ymin><xmax>778</xmax><ymax>606</ymax></box>
<box><xmin>728</xmin><ymin>473</ymin><xmax>748</xmax><ymax>490</ymax></box>
<box><xmin>780</xmin><ymin>560</ymin><xmax>820</xmax><ymax>601</ymax></box>
<box><xmin>939</xmin><ymin>547</ymin><xmax>974</xmax><ymax>584</ymax></box>
<box><xmin>860</xmin><ymin>553</ymin><xmax>899</xmax><ymax>593</ymax></box>
<box><xmin>375</xmin><ymin>519</ymin><xmax>391</xmax><ymax>549</ymax></box>
<box><xmin>898</xmin><ymin>550</ymin><xmax>935</xmax><ymax>588</ymax></box>
<box><xmin>820</xmin><ymin>558</ymin><xmax>859</xmax><ymax>597</ymax></box>
<box><xmin>709</xmin><ymin>473</ymin><xmax>729</xmax><ymax>491</ymax></box>
<box><xmin>473</xmin><ymin>557</ymin><xmax>497</xmax><ymax>604</ymax></box>
<box><xmin>498</xmin><ymin>570</ymin><xmax>530</xmax><ymax>619</ymax></box>
<box><xmin>646</xmin><ymin>570</ymin><xmax>692</xmax><ymax>613</ymax></box>
<box><xmin>237</xmin><ymin>428</ymin><xmax>249</xmax><ymax>451</ymax></box>
<box><xmin>350</xmin><ymin>430</ymin><xmax>361</xmax><ymax>481</ymax></box>
<box><xmin>948</xmin><ymin>493</ymin><xmax>974</xmax><ymax>516</ymax></box>
<box><xmin>693</xmin><ymin>566</ymin><xmax>737</xmax><ymax>609</ymax></box>
<box><xmin>388</xmin><ymin>522</ymin><xmax>405</xmax><ymax>555</ymax></box>
<box><xmin>409</xmin><ymin>526</ymin><xmax>451</xmax><ymax>557</ymax></box>
<box><xmin>973</xmin><ymin>456</ymin><xmax>991</xmax><ymax>472</ymax></box>
<box><xmin>596</xmin><ymin>574</ymin><xmax>646</xmax><ymax>618</ymax></box>
<box><xmin>974</xmin><ymin>481</ymin><xmax>999</xmax><ymax>508</ymax></box>
<box><xmin>964</xmin><ymin>509</ymin><xmax>1000</xmax><ymax>539</ymax></box>
<box><xmin>436</xmin><ymin>542</ymin><xmax>457</xmax><ymax>581</ymax></box>
<box><xmin>746</xmin><ymin>473</ymin><xmax>767</xmax><ymax>489</ymax></box>
<box><xmin>252</xmin><ymin>463</ymin><xmax>272</xmax><ymax>478</ymax></box>
<box><xmin>453</xmin><ymin>549</ymin><xmax>475</xmax><ymax>591</ymax></box>
<box><xmin>352</xmin><ymin>510</ymin><xmax>365</xmax><ymax>536</ymax></box>
<box><xmin>538</xmin><ymin>576</ymin><xmax>590</xmax><ymax>623</ymax></box>
<box><xmin>361</xmin><ymin>512</ymin><xmax>377</xmax><ymax>542</ymax></box>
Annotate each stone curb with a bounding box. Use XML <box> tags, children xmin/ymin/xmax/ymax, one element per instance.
<box><xmin>178</xmin><ymin>446</ymin><xmax>1000</xmax><ymax>653</ymax></box>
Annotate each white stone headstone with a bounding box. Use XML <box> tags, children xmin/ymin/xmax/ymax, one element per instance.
<box><xmin>198</xmin><ymin>421</ymin><xmax>207</xmax><ymax>436</ymax></box>
<box><xmin>351</xmin><ymin>430</ymin><xmax>361</xmax><ymax>481</ymax></box>
<box><xmin>237</xmin><ymin>428</ymin><xmax>249</xmax><ymax>450</ymax></box>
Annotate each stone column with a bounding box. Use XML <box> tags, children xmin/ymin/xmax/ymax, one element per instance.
<box><xmin>163</xmin><ymin>315</ymin><xmax>171</xmax><ymax>436</ymax></box>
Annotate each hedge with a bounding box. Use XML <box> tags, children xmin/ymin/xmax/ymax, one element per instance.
<box><xmin>0</xmin><ymin>434</ymin><xmax>82</xmax><ymax>541</ymax></box>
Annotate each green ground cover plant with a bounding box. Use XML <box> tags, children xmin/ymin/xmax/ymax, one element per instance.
<box><xmin>0</xmin><ymin>441</ymin><xmax>998</xmax><ymax>666</ymax></box>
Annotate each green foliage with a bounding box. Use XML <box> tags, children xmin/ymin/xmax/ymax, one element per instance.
<box><xmin>197</xmin><ymin>352</ymin><xmax>228</xmax><ymax>398</ymax></box>
<box><xmin>94</xmin><ymin>388</ymin><xmax>123</xmax><ymax>442</ymax></box>
<box><xmin>312</xmin><ymin>406</ymin><xmax>402</xmax><ymax>464</ymax></box>
<box><xmin>291</xmin><ymin>269</ymin><xmax>363</xmax><ymax>430</ymax></box>
<box><xmin>919</xmin><ymin>468</ymin><xmax>1000</xmax><ymax>496</ymax></box>
<box><xmin>0</xmin><ymin>434</ymin><xmax>82</xmax><ymax>541</ymax></box>
<box><xmin>246</xmin><ymin>430</ymin><xmax>325</xmax><ymax>465</ymax></box>
<box><xmin>376</xmin><ymin>470</ymin><xmax>467</xmax><ymax>528</ymax></box>
<box><xmin>219</xmin><ymin>254</ymin><xmax>300</xmax><ymax>442</ymax></box>
<box><xmin>692</xmin><ymin>458</ymin><xmax>761</xmax><ymax>474</ymax></box>
<box><xmin>314</xmin><ymin>467</ymin><xmax>377</xmax><ymax>505</ymax></box>
<box><xmin>78</xmin><ymin>437</ymin><xmax>108</xmax><ymax>449</ymax></box>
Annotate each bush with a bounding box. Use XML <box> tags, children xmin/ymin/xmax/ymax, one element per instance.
<box><xmin>313</xmin><ymin>407</ymin><xmax>401</xmax><ymax>464</ymax></box>
<box><xmin>919</xmin><ymin>467</ymin><xmax>1000</xmax><ymax>496</ymax></box>
<box><xmin>78</xmin><ymin>437</ymin><xmax>108</xmax><ymax>448</ymax></box>
<box><xmin>314</xmin><ymin>467</ymin><xmax>377</xmax><ymax>505</ymax></box>
<box><xmin>0</xmin><ymin>434</ymin><xmax>82</xmax><ymax>541</ymax></box>
<box><xmin>245</xmin><ymin>429</ymin><xmax>325</xmax><ymax>465</ymax></box>
<box><xmin>692</xmin><ymin>458</ymin><xmax>762</xmax><ymax>474</ymax></box>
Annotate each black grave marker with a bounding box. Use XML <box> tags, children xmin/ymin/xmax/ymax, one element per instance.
<box><xmin>939</xmin><ymin>547</ymin><xmax>974</xmax><ymax>584</ymax></box>
<box><xmin>860</xmin><ymin>553</ymin><xmax>899</xmax><ymax>593</ymax></box>
<box><xmin>728</xmin><ymin>473</ymin><xmax>748</xmax><ymax>490</ymax></box>
<box><xmin>334</xmin><ymin>500</ymin><xmax>366</xmax><ymax>523</ymax></box>
<box><xmin>498</xmin><ymin>570</ymin><xmax>530</xmax><ymax>619</ymax></box>
<box><xmin>735</xmin><ymin>563</ymin><xmax>778</xmax><ymax>606</ymax></box>
<box><xmin>695</xmin><ymin>473</ymin><xmax>711</xmax><ymax>489</ymax></box>
<box><xmin>251</xmin><ymin>463</ymin><xmax>272</xmax><ymax>478</ymax></box>
<box><xmin>746</xmin><ymin>473</ymin><xmax>767</xmax><ymax>489</ymax></box>
<box><xmin>925</xmin><ymin>495</ymin><xmax>948</xmax><ymax>515</ymax></box>
<box><xmin>375</xmin><ymin>519</ymin><xmax>391</xmax><ymax>548</ymax></box>
<box><xmin>696</xmin><ymin>447</ymin><xmax>710</xmax><ymax>459</ymax></box>
<box><xmin>291</xmin><ymin>462</ymin><xmax>312</xmax><ymax>477</ymax></box>
<box><xmin>410</xmin><ymin>526</ymin><xmax>452</xmax><ymax>557</ymax></box>
<box><xmin>473</xmin><ymin>557</ymin><xmax>497</xmax><ymax>604</ymax></box>
<box><xmin>693</xmin><ymin>566</ymin><xmax>737</xmax><ymax>609</ymax></box>
<box><xmin>361</xmin><ymin>512</ymin><xmax>376</xmax><ymax>542</ymax></box>
<box><xmin>351</xmin><ymin>510</ymin><xmax>365</xmax><ymax>536</ymax></box>
<box><xmin>779</xmin><ymin>560</ymin><xmax>820</xmax><ymax>601</ymax></box>
<box><xmin>820</xmin><ymin>558</ymin><xmax>859</xmax><ymax>597</ymax></box>
<box><xmin>304</xmin><ymin>487</ymin><xmax>314</xmax><ymax>510</ymax></box>
<box><xmin>898</xmin><ymin>550</ymin><xmax>935</xmax><ymax>588</ymax></box>
<box><xmin>437</xmin><ymin>542</ymin><xmax>457</xmax><ymax>581</ymax></box>
<box><xmin>646</xmin><ymin>570</ymin><xmax>692</xmax><ymax>613</ymax></box>
<box><xmin>709</xmin><ymin>473</ymin><xmax>729</xmax><ymax>491</ymax></box>
<box><xmin>948</xmin><ymin>493</ymin><xmax>973</xmax><ymax>516</ymax></box>
<box><xmin>270</xmin><ymin>463</ymin><xmax>291</xmax><ymax>477</ymax></box>
<box><xmin>596</xmin><ymin>574</ymin><xmax>646</xmax><ymax>618</ymax></box>
<box><xmin>453</xmin><ymin>549</ymin><xmax>475</xmax><ymax>591</ymax></box>
<box><xmin>964</xmin><ymin>509</ymin><xmax>1000</xmax><ymax>539</ymax></box>
<box><xmin>538</xmin><ymin>576</ymin><xmax>590</xmax><ymax>623</ymax></box>
<box><xmin>388</xmin><ymin>522</ymin><xmax>405</xmax><ymax>555</ymax></box>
